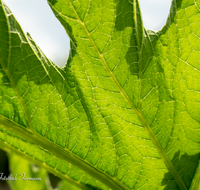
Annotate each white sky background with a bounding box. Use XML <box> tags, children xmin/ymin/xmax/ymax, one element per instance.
<box><xmin>3</xmin><ymin>0</ymin><xmax>172</xmax><ymax>67</ymax></box>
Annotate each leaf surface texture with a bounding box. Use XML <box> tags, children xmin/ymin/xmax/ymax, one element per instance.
<box><xmin>0</xmin><ymin>0</ymin><xmax>200</xmax><ymax>189</ymax></box>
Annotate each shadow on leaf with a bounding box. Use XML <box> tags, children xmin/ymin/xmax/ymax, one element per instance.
<box><xmin>161</xmin><ymin>150</ymin><xmax>200</xmax><ymax>189</ymax></box>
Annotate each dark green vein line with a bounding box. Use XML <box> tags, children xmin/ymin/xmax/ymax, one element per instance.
<box><xmin>133</xmin><ymin>0</ymin><xmax>143</xmax><ymax>111</ymax></box>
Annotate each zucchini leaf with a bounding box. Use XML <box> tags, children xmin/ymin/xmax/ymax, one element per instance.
<box><xmin>0</xmin><ymin>0</ymin><xmax>200</xmax><ymax>189</ymax></box>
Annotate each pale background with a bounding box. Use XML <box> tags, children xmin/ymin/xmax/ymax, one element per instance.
<box><xmin>3</xmin><ymin>0</ymin><xmax>172</xmax><ymax>67</ymax></box>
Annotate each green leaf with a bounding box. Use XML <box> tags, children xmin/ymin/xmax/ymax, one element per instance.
<box><xmin>57</xmin><ymin>180</ymin><xmax>82</xmax><ymax>190</ymax></box>
<box><xmin>7</xmin><ymin>153</ymin><xmax>52</xmax><ymax>190</ymax></box>
<box><xmin>0</xmin><ymin>0</ymin><xmax>200</xmax><ymax>190</ymax></box>
<box><xmin>189</xmin><ymin>160</ymin><xmax>200</xmax><ymax>190</ymax></box>
<box><xmin>0</xmin><ymin>122</ymin><xmax>110</xmax><ymax>190</ymax></box>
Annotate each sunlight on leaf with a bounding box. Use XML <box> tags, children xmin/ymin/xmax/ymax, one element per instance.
<box><xmin>0</xmin><ymin>0</ymin><xmax>199</xmax><ymax>190</ymax></box>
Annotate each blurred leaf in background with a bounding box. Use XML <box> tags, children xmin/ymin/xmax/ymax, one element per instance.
<box><xmin>7</xmin><ymin>153</ymin><xmax>52</xmax><ymax>190</ymax></box>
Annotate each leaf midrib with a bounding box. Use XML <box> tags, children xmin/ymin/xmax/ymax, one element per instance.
<box><xmin>0</xmin><ymin>2</ymin><xmax>128</xmax><ymax>190</ymax></box>
<box><xmin>0</xmin><ymin>133</ymin><xmax>91</xmax><ymax>190</ymax></box>
<box><xmin>0</xmin><ymin>0</ymin><xmax>189</xmax><ymax>189</ymax></box>
<box><xmin>59</xmin><ymin>0</ymin><xmax>188</xmax><ymax>189</ymax></box>
<box><xmin>0</xmin><ymin>114</ymin><xmax>128</xmax><ymax>190</ymax></box>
